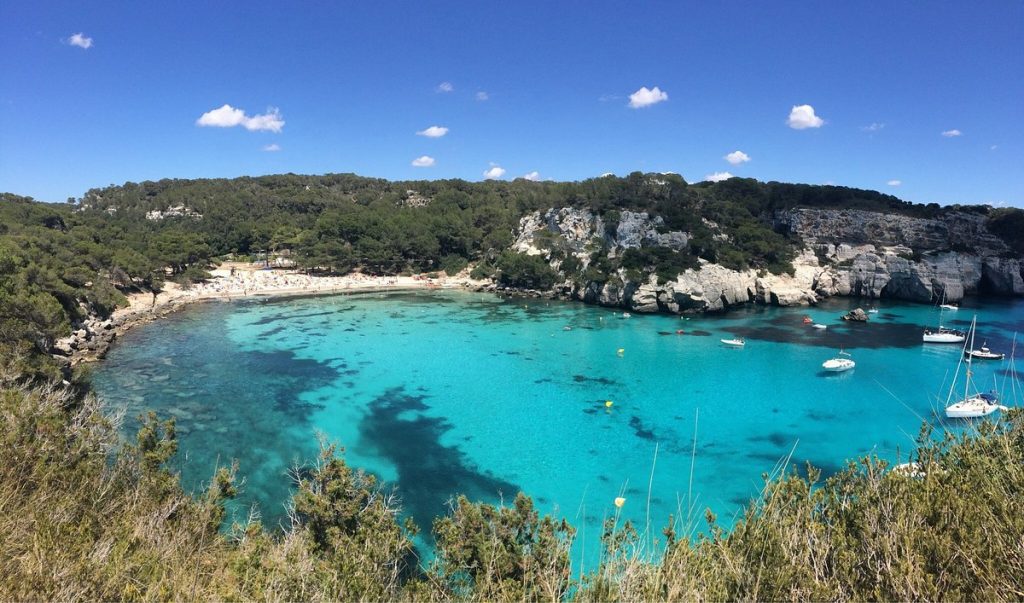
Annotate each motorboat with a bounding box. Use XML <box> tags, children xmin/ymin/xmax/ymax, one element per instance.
<box><xmin>923</xmin><ymin>326</ymin><xmax>966</xmax><ymax>343</ymax></box>
<box><xmin>721</xmin><ymin>338</ymin><xmax>745</xmax><ymax>347</ymax></box>
<box><xmin>944</xmin><ymin>316</ymin><xmax>1009</xmax><ymax>419</ymax></box>
<box><xmin>867</xmin><ymin>307</ymin><xmax>879</xmax><ymax>314</ymax></box>
<box><xmin>621</xmin><ymin>312</ymin><xmax>631</xmax><ymax>319</ymax></box>
<box><xmin>965</xmin><ymin>343</ymin><xmax>1005</xmax><ymax>360</ymax></box>
<box><xmin>822</xmin><ymin>350</ymin><xmax>855</xmax><ymax>372</ymax></box>
<box><xmin>812</xmin><ymin>323</ymin><xmax>827</xmax><ymax>330</ymax></box>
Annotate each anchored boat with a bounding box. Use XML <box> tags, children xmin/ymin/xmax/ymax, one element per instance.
<box><xmin>944</xmin><ymin>316</ymin><xmax>1009</xmax><ymax>419</ymax></box>
<box><xmin>822</xmin><ymin>350</ymin><xmax>855</xmax><ymax>372</ymax></box>
<box><xmin>964</xmin><ymin>343</ymin><xmax>1005</xmax><ymax>360</ymax></box>
<box><xmin>924</xmin><ymin>326</ymin><xmax>967</xmax><ymax>343</ymax></box>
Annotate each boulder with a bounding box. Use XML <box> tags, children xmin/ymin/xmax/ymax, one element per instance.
<box><xmin>842</xmin><ymin>308</ymin><xmax>869</xmax><ymax>322</ymax></box>
<box><xmin>627</xmin><ymin>283</ymin><xmax>660</xmax><ymax>313</ymax></box>
<box><xmin>53</xmin><ymin>337</ymin><xmax>76</xmax><ymax>355</ymax></box>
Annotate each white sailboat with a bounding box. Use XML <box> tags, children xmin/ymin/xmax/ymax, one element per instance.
<box><xmin>944</xmin><ymin>316</ymin><xmax>1008</xmax><ymax>419</ymax></box>
<box><xmin>822</xmin><ymin>350</ymin><xmax>855</xmax><ymax>372</ymax></box>
<box><xmin>923</xmin><ymin>299</ymin><xmax>965</xmax><ymax>343</ymax></box>
<box><xmin>937</xmin><ymin>289</ymin><xmax>959</xmax><ymax>311</ymax></box>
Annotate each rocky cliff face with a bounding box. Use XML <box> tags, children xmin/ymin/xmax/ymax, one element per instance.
<box><xmin>513</xmin><ymin>208</ymin><xmax>688</xmax><ymax>256</ymax></box>
<box><xmin>777</xmin><ymin>208</ymin><xmax>1009</xmax><ymax>253</ymax></box>
<box><xmin>778</xmin><ymin>209</ymin><xmax>1024</xmax><ymax>302</ymax></box>
<box><xmin>510</xmin><ymin>206</ymin><xmax>1023</xmax><ymax>315</ymax></box>
<box><xmin>514</xmin><ymin>208</ymin><xmax>818</xmax><ymax>313</ymax></box>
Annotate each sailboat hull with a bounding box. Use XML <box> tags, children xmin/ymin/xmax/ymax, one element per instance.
<box><xmin>923</xmin><ymin>332</ymin><xmax>966</xmax><ymax>343</ymax></box>
<box><xmin>945</xmin><ymin>397</ymin><xmax>1000</xmax><ymax>418</ymax></box>
<box><xmin>822</xmin><ymin>358</ymin><xmax>855</xmax><ymax>372</ymax></box>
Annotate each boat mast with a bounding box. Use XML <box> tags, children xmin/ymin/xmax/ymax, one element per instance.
<box><xmin>964</xmin><ymin>315</ymin><xmax>977</xmax><ymax>400</ymax></box>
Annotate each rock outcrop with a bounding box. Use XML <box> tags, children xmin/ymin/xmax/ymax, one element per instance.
<box><xmin>510</xmin><ymin>205</ymin><xmax>1023</xmax><ymax>316</ymax></box>
<box><xmin>842</xmin><ymin>308</ymin><xmax>869</xmax><ymax>322</ymax></box>
<box><xmin>779</xmin><ymin>209</ymin><xmax>1023</xmax><ymax>302</ymax></box>
<box><xmin>513</xmin><ymin>208</ymin><xmax>688</xmax><ymax>257</ymax></box>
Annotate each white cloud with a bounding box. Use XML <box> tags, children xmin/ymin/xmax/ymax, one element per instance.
<box><xmin>887</xmin><ymin>179</ymin><xmax>902</xmax><ymax>186</ymax></box>
<box><xmin>628</xmin><ymin>86</ymin><xmax>668</xmax><ymax>109</ymax></box>
<box><xmin>476</xmin><ymin>91</ymin><xmax>489</xmax><ymax>101</ymax></box>
<box><xmin>941</xmin><ymin>129</ymin><xmax>962</xmax><ymax>137</ymax></box>
<box><xmin>522</xmin><ymin>171</ymin><xmax>541</xmax><ymax>181</ymax></box>
<box><xmin>704</xmin><ymin>171</ymin><xmax>734</xmax><ymax>182</ymax></box>
<box><xmin>262</xmin><ymin>143</ymin><xmax>281</xmax><ymax>152</ymax></box>
<box><xmin>411</xmin><ymin>155</ymin><xmax>435</xmax><ymax>167</ymax></box>
<box><xmin>67</xmin><ymin>32</ymin><xmax>93</xmax><ymax>49</ymax></box>
<box><xmin>724</xmin><ymin>150</ymin><xmax>750</xmax><ymax>165</ymax></box>
<box><xmin>861</xmin><ymin>122</ymin><xmax>885</xmax><ymax>132</ymax></box>
<box><xmin>787</xmin><ymin>104</ymin><xmax>824</xmax><ymax>129</ymax></box>
<box><xmin>196</xmin><ymin>104</ymin><xmax>284</xmax><ymax>132</ymax></box>
<box><xmin>483</xmin><ymin>165</ymin><xmax>506</xmax><ymax>180</ymax></box>
<box><xmin>243</xmin><ymin>109</ymin><xmax>285</xmax><ymax>132</ymax></box>
<box><xmin>416</xmin><ymin>125</ymin><xmax>448</xmax><ymax>138</ymax></box>
<box><xmin>436</xmin><ymin>81</ymin><xmax>454</xmax><ymax>93</ymax></box>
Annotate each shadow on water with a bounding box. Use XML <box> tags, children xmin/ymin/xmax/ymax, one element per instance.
<box><xmin>359</xmin><ymin>387</ymin><xmax>520</xmax><ymax>532</ymax></box>
<box><xmin>115</xmin><ymin>344</ymin><xmax>341</xmax><ymax>528</ymax></box>
<box><xmin>251</xmin><ymin>309</ymin><xmax>336</xmax><ymax>326</ymax></box>
<box><xmin>573</xmin><ymin>374</ymin><xmax>619</xmax><ymax>386</ymax></box>
<box><xmin>724</xmin><ymin>321</ymin><xmax>929</xmax><ymax>350</ymax></box>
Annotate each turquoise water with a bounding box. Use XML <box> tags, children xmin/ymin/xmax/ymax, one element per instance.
<box><xmin>92</xmin><ymin>292</ymin><xmax>1024</xmax><ymax>562</ymax></box>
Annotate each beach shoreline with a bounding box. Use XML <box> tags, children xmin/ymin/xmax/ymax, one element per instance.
<box><xmin>59</xmin><ymin>264</ymin><xmax>486</xmax><ymax>365</ymax></box>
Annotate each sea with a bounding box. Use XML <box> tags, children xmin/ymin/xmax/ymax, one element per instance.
<box><xmin>91</xmin><ymin>291</ymin><xmax>1024</xmax><ymax>565</ymax></box>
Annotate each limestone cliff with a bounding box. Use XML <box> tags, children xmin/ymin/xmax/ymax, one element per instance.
<box><xmin>509</xmin><ymin>205</ymin><xmax>1024</xmax><ymax>315</ymax></box>
<box><xmin>778</xmin><ymin>209</ymin><xmax>1024</xmax><ymax>302</ymax></box>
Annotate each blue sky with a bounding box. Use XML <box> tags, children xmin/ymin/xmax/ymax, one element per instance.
<box><xmin>1</xmin><ymin>1</ymin><xmax>1021</xmax><ymax>206</ymax></box>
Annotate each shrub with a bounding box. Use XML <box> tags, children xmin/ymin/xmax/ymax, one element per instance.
<box><xmin>494</xmin><ymin>251</ymin><xmax>559</xmax><ymax>290</ymax></box>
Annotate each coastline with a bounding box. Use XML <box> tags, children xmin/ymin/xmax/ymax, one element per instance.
<box><xmin>58</xmin><ymin>264</ymin><xmax>486</xmax><ymax>366</ymax></box>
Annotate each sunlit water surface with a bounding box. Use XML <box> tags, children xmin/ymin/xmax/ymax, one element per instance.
<box><xmin>92</xmin><ymin>292</ymin><xmax>1024</xmax><ymax>565</ymax></box>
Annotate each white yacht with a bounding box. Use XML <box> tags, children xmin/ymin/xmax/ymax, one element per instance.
<box><xmin>924</xmin><ymin>327</ymin><xmax>967</xmax><ymax>343</ymax></box>
<box><xmin>944</xmin><ymin>317</ymin><xmax>1008</xmax><ymax>419</ymax></box>
<box><xmin>945</xmin><ymin>392</ymin><xmax>1003</xmax><ymax>418</ymax></box>
<box><xmin>964</xmin><ymin>342</ymin><xmax>1005</xmax><ymax>360</ymax></box>
<box><xmin>924</xmin><ymin>302</ymin><xmax>965</xmax><ymax>343</ymax></box>
<box><xmin>822</xmin><ymin>350</ymin><xmax>855</xmax><ymax>372</ymax></box>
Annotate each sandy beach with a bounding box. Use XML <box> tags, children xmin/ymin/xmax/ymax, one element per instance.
<box><xmin>61</xmin><ymin>264</ymin><xmax>483</xmax><ymax>364</ymax></box>
<box><xmin>119</xmin><ymin>264</ymin><xmax>480</xmax><ymax>315</ymax></box>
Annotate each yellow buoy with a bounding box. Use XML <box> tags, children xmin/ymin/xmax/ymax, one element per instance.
<box><xmin>614</xmin><ymin>497</ymin><xmax>626</xmax><ymax>508</ymax></box>
<box><xmin>605</xmin><ymin>400</ymin><xmax>613</xmax><ymax>408</ymax></box>
<box><xmin>616</xmin><ymin>348</ymin><xmax>625</xmax><ymax>356</ymax></box>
